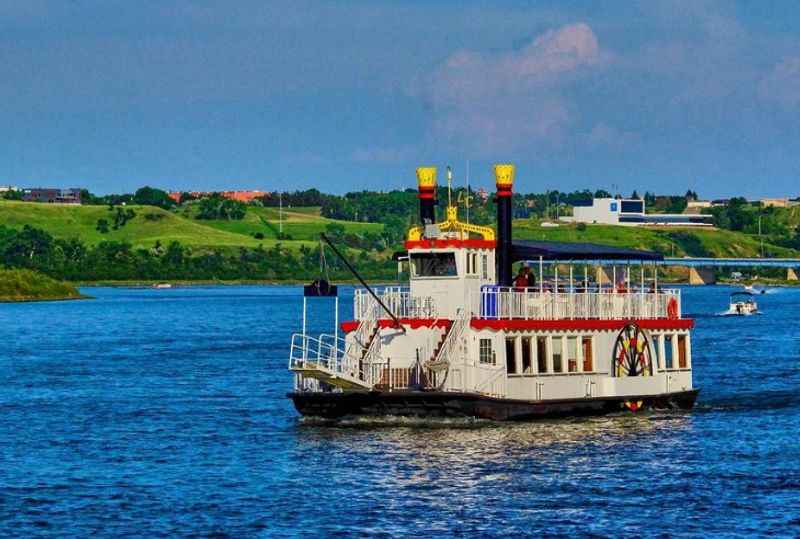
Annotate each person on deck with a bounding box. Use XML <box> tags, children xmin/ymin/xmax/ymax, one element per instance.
<box><xmin>514</xmin><ymin>267</ymin><xmax>529</xmax><ymax>289</ymax></box>
<box><xmin>524</xmin><ymin>265</ymin><xmax>536</xmax><ymax>288</ymax></box>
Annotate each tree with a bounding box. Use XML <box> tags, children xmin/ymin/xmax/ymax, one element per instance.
<box><xmin>133</xmin><ymin>186</ymin><xmax>176</xmax><ymax>209</ymax></box>
<box><xmin>196</xmin><ymin>195</ymin><xmax>247</xmax><ymax>220</ymax></box>
<box><xmin>96</xmin><ymin>219</ymin><xmax>110</xmax><ymax>234</ymax></box>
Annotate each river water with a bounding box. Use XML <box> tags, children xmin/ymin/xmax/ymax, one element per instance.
<box><xmin>1</xmin><ymin>285</ymin><xmax>799</xmax><ymax>537</ymax></box>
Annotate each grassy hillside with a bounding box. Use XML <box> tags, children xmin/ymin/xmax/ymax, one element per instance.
<box><xmin>0</xmin><ymin>268</ymin><xmax>84</xmax><ymax>302</ymax></box>
<box><xmin>1</xmin><ymin>199</ymin><xmax>797</xmax><ymax>262</ymax></box>
<box><xmin>0</xmin><ymin>200</ymin><xmax>381</xmax><ymax>251</ymax></box>
<box><xmin>0</xmin><ymin>200</ymin><xmax>303</xmax><ymax>250</ymax></box>
<box><xmin>175</xmin><ymin>204</ymin><xmax>383</xmax><ymax>241</ymax></box>
<box><xmin>513</xmin><ymin>220</ymin><xmax>800</xmax><ymax>258</ymax></box>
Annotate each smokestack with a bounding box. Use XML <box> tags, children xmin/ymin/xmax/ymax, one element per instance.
<box><xmin>494</xmin><ymin>164</ymin><xmax>515</xmax><ymax>286</ymax></box>
<box><xmin>416</xmin><ymin>167</ymin><xmax>437</xmax><ymax>226</ymax></box>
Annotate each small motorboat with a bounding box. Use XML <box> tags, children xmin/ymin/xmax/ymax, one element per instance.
<box><xmin>153</xmin><ymin>282</ymin><xmax>173</xmax><ymax>289</ymax></box>
<box><xmin>728</xmin><ymin>291</ymin><xmax>758</xmax><ymax>315</ymax></box>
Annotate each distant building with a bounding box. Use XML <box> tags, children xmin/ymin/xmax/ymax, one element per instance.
<box><xmin>760</xmin><ymin>197</ymin><xmax>790</xmax><ymax>208</ymax></box>
<box><xmin>0</xmin><ymin>185</ymin><xmax>19</xmax><ymax>193</ymax></box>
<box><xmin>476</xmin><ymin>188</ymin><xmax>489</xmax><ymax>203</ymax></box>
<box><xmin>168</xmin><ymin>190</ymin><xmax>269</xmax><ymax>203</ymax></box>
<box><xmin>562</xmin><ymin>197</ymin><xmax>713</xmax><ymax>227</ymax></box>
<box><xmin>686</xmin><ymin>200</ymin><xmax>712</xmax><ymax>210</ymax></box>
<box><xmin>22</xmin><ymin>188</ymin><xmax>82</xmax><ymax>204</ymax></box>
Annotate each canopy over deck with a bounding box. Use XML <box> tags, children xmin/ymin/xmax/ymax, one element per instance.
<box><xmin>393</xmin><ymin>240</ymin><xmax>663</xmax><ymax>263</ymax></box>
<box><xmin>511</xmin><ymin>240</ymin><xmax>663</xmax><ymax>262</ymax></box>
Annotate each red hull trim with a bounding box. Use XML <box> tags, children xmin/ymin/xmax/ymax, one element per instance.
<box><xmin>341</xmin><ymin>318</ymin><xmax>453</xmax><ymax>333</ymax></box>
<box><xmin>470</xmin><ymin>318</ymin><xmax>694</xmax><ymax>331</ymax></box>
<box><xmin>341</xmin><ymin>318</ymin><xmax>692</xmax><ymax>333</ymax></box>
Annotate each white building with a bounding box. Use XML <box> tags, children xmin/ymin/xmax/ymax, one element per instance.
<box><xmin>563</xmin><ymin>198</ymin><xmax>713</xmax><ymax>227</ymax></box>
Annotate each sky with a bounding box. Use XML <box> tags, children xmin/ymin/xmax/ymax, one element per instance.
<box><xmin>2</xmin><ymin>0</ymin><xmax>800</xmax><ymax>198</ymax></box>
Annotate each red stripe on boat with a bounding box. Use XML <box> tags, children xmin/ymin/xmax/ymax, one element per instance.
<box><xmin>470</xmin><ymin>319</ymin><xmax>695</xmax><ymax>331</ymax></box>
<box><xmin>341</xmin><ymin>318</ymin><xmax>453</xmax><ymax>333</ymax></box>
<box><xmin>404</xmin><ymin>239</ymin><xmax>497</xmax><ymax>250</ymax></box>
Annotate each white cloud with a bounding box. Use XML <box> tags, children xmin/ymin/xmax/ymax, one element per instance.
<box><xmin>416</xmin><ymin>23</ymin><xmax>607</xmax><ymax>155</ymax></box>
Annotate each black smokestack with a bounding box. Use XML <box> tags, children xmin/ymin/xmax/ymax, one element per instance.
<box><xmin>416</xmin><ymin>167</ymin><xmax>437</xmax><ymax>225</ymax></box>
<box><xmin>494</xmin><ymin>164</ymin><xmax>515</xmax><ymax>286</ymax></box>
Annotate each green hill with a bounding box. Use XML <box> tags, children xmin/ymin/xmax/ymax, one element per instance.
<box><xmin>0</xmin><ymin>200</ymin><xmax>381</xmax><ymax>251</ymax></box>
<box><xmin>513</xmin><ymin>220</ymin><xmax>799</xmax><ymax>258</ymax></box>
<box><xmin>175</xmin><ymin>204</ymin><xmax>383</xmax><ymax>241</ymax></box>
<box><xmin>0</xmin><ymin>268</ymin><xmax>84</xmax><ymax>302</ymax></box>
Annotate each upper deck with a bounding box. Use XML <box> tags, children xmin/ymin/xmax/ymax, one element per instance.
<box><xmin>354</xmin><ymin>284</ymin><xmax>682</xmax><ymax>322</ymax></box>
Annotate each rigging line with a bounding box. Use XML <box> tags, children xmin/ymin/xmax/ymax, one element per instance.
<box><xmin>320</xmin><ymin>233</ymin><xmax>406</xmax><ymax>333</ymax></box>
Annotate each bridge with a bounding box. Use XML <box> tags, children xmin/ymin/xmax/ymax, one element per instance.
<box><xmin>531</xmin><ymin>257</ymin><xmax>800</xmax><ymax>285</ymax></box>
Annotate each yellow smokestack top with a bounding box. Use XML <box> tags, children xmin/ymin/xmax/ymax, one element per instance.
<box><xmin>416</xmin><ymin>167</ymin><xmax>437</xmax><ymax>190</ymax></box>
<box><xmin>494</xmin><ymin>163</ymin><xmax>515</xmax><ymax>191</ymax></box>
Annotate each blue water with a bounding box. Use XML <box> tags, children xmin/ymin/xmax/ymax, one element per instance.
<box><xmin>2</xmin><ymin>285</ymin><xmax>800</xmax><ymax>537</ymax></box>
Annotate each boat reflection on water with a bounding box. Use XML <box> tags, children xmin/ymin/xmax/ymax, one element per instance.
<box><xmin>292</xmin><ymin>414</ymin><xmax>695</xmax><ymax>487</ymax></box>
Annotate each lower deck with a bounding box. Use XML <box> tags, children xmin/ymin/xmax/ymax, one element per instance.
<box><xmin>290</xmin><ymin>388</ymin><xmax>700</xmax><ymax>421</ymax></box>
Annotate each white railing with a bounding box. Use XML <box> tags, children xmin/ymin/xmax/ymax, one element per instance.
<box><xmin>478</xmin><ymin>287</ymin><xmax>681</xmax><ymax>320</ymax></box>
<box><xmin>354</xmin><ymin>287</ymin><xmax>437</xmax><ymax>320</ymax></box>
<box><xmin>288</xmin><ymin>333</ymin><xmax>363</xmax><ymax>383</ymax></box>
<box><xmin>433</xmin><ymin>309</ymin><xmax>466</xmax><ymax>366</ymax></box>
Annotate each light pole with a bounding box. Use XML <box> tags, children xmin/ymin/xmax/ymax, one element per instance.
<box><xmin>279</xmin><ymin>192</ymin><xmax>283</xmax><ymax>235</ymax></box>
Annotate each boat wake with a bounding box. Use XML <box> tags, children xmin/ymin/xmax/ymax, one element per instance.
<box><xmin>298</xmin><ymin>415</ymin><xmax>494</xmax><ymax>429</ymax></box>
<box><xmin>716</xmin><ymin>309</ymin><xmax>762</xmax><ymax>317</ymax></box>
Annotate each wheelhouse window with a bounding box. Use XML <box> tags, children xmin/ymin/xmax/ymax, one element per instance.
<box><xmin>506</xmin><ymin>338</ymin><xmax>517</xmax><ymax>374</ymax></box>
<box><xmin>582</xmin><ymin>336</ymin><xmax>593</xmax><ymax>372</ymax></box>
<box><xmin>552</xmin><ymin>337</ymin><xmax>563</xmax><ymax>373</ymax></box>
<box><xmin>410</xmin><ymin>252</ymin><xmax>458</xmax><ymax>278</ymax></box>
<box><xmin>479</xmin><ymin>338</ymin><xmax>494</xmax><ymax>365</ymax></box>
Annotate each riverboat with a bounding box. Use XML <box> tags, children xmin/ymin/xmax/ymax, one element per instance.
<box><xmin>287</xmin><ymin>165</ymin><xmax>698</xmax><ymax>420</ymax></box>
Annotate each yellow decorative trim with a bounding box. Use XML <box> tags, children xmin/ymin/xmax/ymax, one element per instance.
<box><xmin>406</xmin><ymin>204</ymin><xmax>495</xmax><ymax>241</ymax></box>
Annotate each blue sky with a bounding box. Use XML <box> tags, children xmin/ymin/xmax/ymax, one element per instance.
<box><xmin>2</xmin><ymin>0</ymin><xmax>800</xmax><ymax>198</ymax></box>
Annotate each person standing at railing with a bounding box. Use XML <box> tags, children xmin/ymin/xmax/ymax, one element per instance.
<box><xmin>524</xmin><ymin>265</ymin><xmax>536</xmax><ymax>288</ymax></box>
<box><xmin>514</xmin><ymin>267</ymin><xmax>529</xmax><ymax>289</ymax></box>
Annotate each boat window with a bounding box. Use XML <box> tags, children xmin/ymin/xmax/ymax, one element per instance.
<box><xmin>479</xmin><ymin>338</ymin><xmax>494</xmax><ymax>365</ymax></box>
<box><xmin>582</xmin><ymin>336</ymin><xmax>593</xmax><ymax>372</ymax></box>
<box><xmin>410</xmin><ymin>253</ymin><xmax>458</xmax><ymax>278</ymax></box>
<box><xmin>567</xmin><ymin>337</ymin><xmax>578</xmax><ymax>372</ymax></box>
<box><xmin>506</xmin><ymin>338</ymin><xmax>517</xmax><ymax>374</ymax></box>
<box><xmin>481</xmin><ymin>255</ymin><xmax>488</xmax><ymax>280</ymax></box>
<box><xmin>552</xmin><ymin>337</ymin><xmax>563</xmax><ymax>373</ymax></box>
<box><xmin>677</xmin><ymin>335</ymin><xmax>688</xmax><ymax>369</ymax></box>
<box><xmin>536</xmin><ymin>337</ymin><xmax>548</xmax><ymax>373</ymax></box>
<box><xmin>472</xmin><ymin>253</ymin><xmax>479</xmax><ymax>275</ymax></box>
<box><xmin>521</xmin><ymin>337</ymin><xmax>532</xmax><ymax>374</ymax></box>
<box><xmin>664</xmin><ymin>334</ymin><xmax>674</xmax><ymax>369</ymax></box>
<box><xmin>652</xmin><ymin>335</ymin><xmax>661</xmax><ymax>369</ymax></box>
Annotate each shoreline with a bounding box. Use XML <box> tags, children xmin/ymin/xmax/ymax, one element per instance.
<box><xmin>0</xmin><ymin>294</ymin><xmax>90</xmax><ymax>303</ymax></box>
<box><xmin>71</xmin><ymin>279</ymin><xmax>800</xmax><ymax>288</ymax></box>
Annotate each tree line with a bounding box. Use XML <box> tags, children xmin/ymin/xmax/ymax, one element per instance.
<box><xmin>0</xmin><ymin>225</ymin><xmax>395</xmax><ymax>282</ymax></box>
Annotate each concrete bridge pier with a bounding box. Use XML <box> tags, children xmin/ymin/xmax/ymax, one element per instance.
<box><xmin>788</xmin><ymin>268</ymin><xmax>799</xmax><ymax>281</ymax></box>
<box><xmin>688</xmin><ymin>266</ymin><xmax>716</xmax><ymax>285</ymax></box>
<box><xmin>595</xmin><ymin>266</ymin><xmax>613</xmax><ymax>286</ymax></box>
